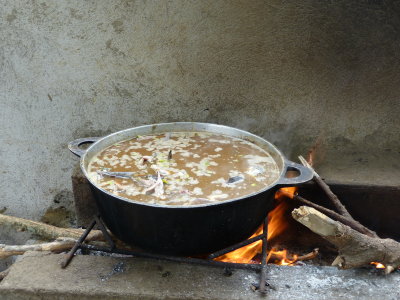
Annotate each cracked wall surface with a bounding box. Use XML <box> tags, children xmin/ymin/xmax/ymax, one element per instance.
<box><xmin>0</xmin><ymin>0</ymin><xmax>399</xmax><ymax>219</ymax></box>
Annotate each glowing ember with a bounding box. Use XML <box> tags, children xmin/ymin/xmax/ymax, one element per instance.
<box><xmin>267</xmin><ymin>248</ymin><xmax>298</xmax><ymax>265</ymax></box>
<box><xmin>371</xmin><ymin>262</ymin><xmax>385</xmax><ymax>269</ymax></box>
<box><xmin>215</xmin><ymin>187</ymin><xmax>298</xmax><ymax>265</ymax></box>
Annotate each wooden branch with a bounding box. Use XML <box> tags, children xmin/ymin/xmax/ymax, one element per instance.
<box><xmin>0</xmin><ymin>238</ymin><xmax>111</xmax><ymax>260</ymax></box>
<box><xmin>0</xmin><ymin>213</ymin><xmax>103</xmax><ymax>241</ymax></box>
<box><xmin>292</xmin><ymin>206</ymin><xmax>400</xmax><ymax>273</ymax></box>
<box><xmin>281</xmin><ymin>190</ymin><xmax>378</xmax><ymax>238</ymax></box>
<box><xmin>296</xmin><ymin>248</ymin><xmax>319</xmax><ymax>262</ymax></box>
<box><xmin>266</xmin><ymin>248</ymin><xmax>319</xmax><ymax>265</ymax></box>
<box><xmin>298</xmin><ymin>156</ymin><xmax>353</xmax><ymax>220</ymax></box>
<box><xmin>0</xmin><ymin>237</ymin><xmax>78</xmax><ymax>259</ymax></box>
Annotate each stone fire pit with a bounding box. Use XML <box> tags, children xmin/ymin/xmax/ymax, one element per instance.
<box><xmin>1</xmin><ymin>251</ymin><xmax>400</xmax><ymax>300</ymax></box>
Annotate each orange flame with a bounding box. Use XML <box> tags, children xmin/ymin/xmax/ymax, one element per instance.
<box><xmin>371</xmin><ymin>262</ymin><xmax>385</xmax><ymax>269</ymax></box>
<box><xmin>267</xmin><ymin>249</ymin><xmax>298</xmax><ymax>265</ymax></box>
<box><xmin>215</xmin><ymin>187</ymin><xmax>297</xmax><ymax>265</ymax></box>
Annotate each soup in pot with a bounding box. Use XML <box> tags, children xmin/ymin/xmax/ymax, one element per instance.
<box><xmin>87</xmin><ymin>132</ymin><xmax>280</xmax><ymax>206</ymax></box>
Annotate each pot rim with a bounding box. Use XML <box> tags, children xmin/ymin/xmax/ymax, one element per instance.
<box><xmin>78</xmin><ymin>122</ymin><xmax>293</xmax><ymax>209</ymax></box>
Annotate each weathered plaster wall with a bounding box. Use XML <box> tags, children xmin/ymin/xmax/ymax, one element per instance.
<box><xmin>1</xmin><ymin>0</ymin><xmax>399</xmax><ymax>219</ymax></box>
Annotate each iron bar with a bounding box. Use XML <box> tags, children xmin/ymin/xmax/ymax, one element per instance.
<box><xmin>259</xmin><ymin>216</ymin><xmax>269</xmax><ymax>294</ymax></box>
<box><xmin>60</xmin><ymin>219</ymin><xmax>97</xmax><ymax>268</ymax></box>
<box><xmin>207</xmin><ymin>234</ymin><xmax>264</xmax><ymax>259</ymax></box>
<box><xmin>94</xmin><ymin>215</ymin><xmax>115</xmax><ymax>250</ymax></box>
<box><xmin>79</xmin><ymin>244</ymin><xmax>262</xmax><ymax>271</ymax></box>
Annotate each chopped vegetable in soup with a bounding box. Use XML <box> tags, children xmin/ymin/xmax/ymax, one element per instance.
<box><xmin>87</xmin><ymin>132</ymin><xmax>280</xmax><ymax>206</ymax></box>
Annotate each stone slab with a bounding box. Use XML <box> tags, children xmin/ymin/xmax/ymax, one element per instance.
<box><xmin>1</xmin><ymin>252</ymin><xmax>399</xmax><ymax>300</ymax></box>
<box><xmin>72</xmin><ymin>163</ymin><xmax>99</xmax><ymax>227</ymax></box>
<box><xmin>315</xmin><ymin>150</ymin><xmax>400</xmax><ymax>187</ymax></box>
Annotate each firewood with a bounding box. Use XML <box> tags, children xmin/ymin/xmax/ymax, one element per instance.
<box><xmin>281</xmin><ymin>190</ymin><xmax>378</xmax><ymax>238</ymax></box>
<box><xmin>0</xmin><ymin>213</ymin><xmax>103</xmax><ymax>241</ymax></box>
<box><xmin>298</xmin><ymin>156</ymin><xmax>353</xmax><ymax>219</ymax></box>
<box><xmin>292</xmin><ymin>206</ymin><xmax>400</xmax><ymax>273</ymax></box>
<box><xmin>296</xmin><ymin>248</ymin><xmax>319</xmax><ymax>262</ymax></box>
<box><xmin>266</xmin><ymin>248</ymin><xmax>319</xmax><ymax>264</ymax></box>
<box><xmin>0</xmin><ymin>238</ymin><xmax>110</xmax><ymax>260</ymax></box>
<box><xmin>297</xmin><ymin>156</ymin><xmax>378</xmax><ymax>236</ymax></box>
<box><xmin>0</xmin><ymin>238</ymin><xmax>77</xmax><ymax>259</ymax></box>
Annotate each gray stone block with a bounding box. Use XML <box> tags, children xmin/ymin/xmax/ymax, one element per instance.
<box><xmin>1</xmin><ymin>251</ymin><xmax>400</xmax><ymax>300</ymax></box>
<box><xmin>72</xmin><ymin>163</ymin><xmax>98</xmax><ymax>227</ymax></box>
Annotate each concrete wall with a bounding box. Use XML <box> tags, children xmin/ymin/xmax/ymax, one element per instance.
<box><xmin>1</xmin><ymin>0</ymin><xmax>399</xmax><ymax>219</ymax></box>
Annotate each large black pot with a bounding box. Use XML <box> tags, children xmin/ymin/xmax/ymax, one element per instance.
<box><xmin>69</xmin><ymin>122</ymin><xmax>313</xmax><ymax>255</ymax></box>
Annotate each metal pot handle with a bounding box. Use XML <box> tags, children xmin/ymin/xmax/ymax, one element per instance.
<box><xmin>68</xmin><ymin>137</ymin><xmax>101</xmax><ymax>157</ymax></box>
<box><xmin>276</xmin><ymin>159</ymin><xmax>314</xmax><ymax>186</ymax></box>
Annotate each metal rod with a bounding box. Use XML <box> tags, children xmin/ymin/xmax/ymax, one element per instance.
<box><xmin>207</xmin><ymin>234</ymin><xmax>264</xmax><ymax>259</ymax></box>
<box><xmin>60</xmin><ymin>219</ymin><xmax>97</xmax><ymax>268</ymax></box>
<box><xmin>79</xmin><ymin>244</ymin><xmax>262</xmax><ymax>272</ymax></box>
<box><xmin>259</xmin><ymin>216</ymin><xmax>269</xmax><ymax>294</ymax></box>
<box><xmin>94</xmin><ymin>215</ymin><xmax>115</xmax><ymax>250</ymax></box>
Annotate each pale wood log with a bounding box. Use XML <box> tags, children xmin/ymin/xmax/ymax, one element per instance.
<box><xmin>292</xmin><ymin>206</ymin><xmax>400</xmax><ymax>273</ymax></box>
<box><xmin>0</xmin><ymin>238</ymin><xmax>111</xmax><ymax>260</ymax></box>
<box><xmin>0</xmin><ymin>213</ymin><xmax>103</xmax><ymax>241</ymax></box>
<box><xmin>283</xmin><ymin>190</ymin><xmax>378</xmax><ymax>238</ymax></box>
<box><xmin>0</xmin><ymin>238</ymin><xmax>78</xmax><ymax>259</ymax></box>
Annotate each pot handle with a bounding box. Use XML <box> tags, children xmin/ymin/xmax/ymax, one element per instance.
<box><xmin>68</xmin><ymin>137</ymin><xmax>101</xmax><ymax>157</ymax></box>
<box><xmin>276</xmin><ymin>159</ymin><xmax>314</xmax><ymax>186</ymax></box>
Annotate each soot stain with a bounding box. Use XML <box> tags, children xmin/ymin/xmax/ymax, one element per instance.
<box><xmin>6</xmin><ymin>9</ymin><xmax>17</xmax><ymax>23</ymax></box>
<box><xmin>112</xmin><ymin>20</ymin><xmax>124</xmax><ymax>33</ymax></box>
<box><xmin>99</xmin><ymin>261</ymin><xmax>126</xmax><ymax>281</ymax></box>
<box><xmin>40</xmin><ymin>190</ymin><xmax>76</xmax><ymax>227</ymax></box>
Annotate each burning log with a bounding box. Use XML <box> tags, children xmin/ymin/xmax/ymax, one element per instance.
<box><xmin>292</xmin><ymin>206</ymin><xmax>400</xmax><ymax>273</ymax></box>
<box><xmin>265</xmin><ymin>248</ymin><xmax>319</xmax><ymax>265</ymax></box>
<box><xmin>296</xmin><ymin>248</ymin><xmax>319</xmax><ymax>262</ymax></box>
<box><xmin>0</xmin><ymin>213</ymin><xmax>103</xmax><ymax>241</ymax></box>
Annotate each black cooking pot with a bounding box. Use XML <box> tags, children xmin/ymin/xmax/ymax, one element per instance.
<box><xmin>69</xmin><ymin>122</ymin><xmax>313</xmax><ymax>255</ymax></box>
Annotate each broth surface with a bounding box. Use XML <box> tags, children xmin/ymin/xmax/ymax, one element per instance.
<box><xmin>87</xmin><ymin>132</ymin><xmax>280</xmax><ymax>206</ymax></box>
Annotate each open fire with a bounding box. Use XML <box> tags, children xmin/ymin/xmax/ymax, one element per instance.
<box><xmin>371</xmin><ymin>262</ymin><xmax>385</xmax><ymax>269</ymax></box>
<box><xmin>213</xmin><ymin>150</ymin><xmax>396</xmax><ymax>271</ymax></box>
<box><xmin>215</xmin><ymin>187</ymin><xmax>298</xmax><ymax>265</ymax></box>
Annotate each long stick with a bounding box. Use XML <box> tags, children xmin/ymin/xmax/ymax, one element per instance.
<box><xmin>0</xmin><ymin>238</ymin><xmax>77</xmax><ymax>259</ymax></box>
<box><xmin>281</xmin><ymin>190</ymin><xmax>378</xmax><ymax>238</ymax></box>
<box><xmin>0</xmin><ymin>213</ymin><xmax>103</xmax><ymax>241</ymax></box>
<box><xmin>299</xmin><ymin>156</ymin><xmax>353</xmax><ymax>220</ymax></box>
